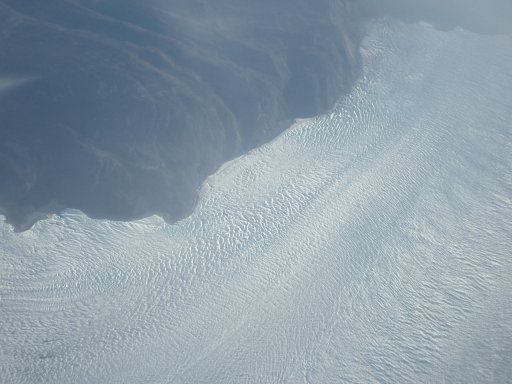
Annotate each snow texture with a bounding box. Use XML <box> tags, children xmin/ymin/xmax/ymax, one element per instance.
<box><xmin>1</xmin><ymin>20</ymin><xmax>511</xmax><ymax>383</ymax></box>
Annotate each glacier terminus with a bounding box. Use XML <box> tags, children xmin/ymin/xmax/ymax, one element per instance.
<box><xmin>1</xmin><ymin>20</ymin><xmax>511</xmax><ymax>383</ymax></box>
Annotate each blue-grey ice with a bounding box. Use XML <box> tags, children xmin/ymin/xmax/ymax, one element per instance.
<box><xmin>1</xmin><ymin>20</ymin><xmax>511</xmax><ymax>383</ymax></box>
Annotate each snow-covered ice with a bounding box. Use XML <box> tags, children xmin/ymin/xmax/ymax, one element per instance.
<box><xmin>1</xmin><ymin>21</ymin><xmax>511</xmax><ymax>383</ymax></box>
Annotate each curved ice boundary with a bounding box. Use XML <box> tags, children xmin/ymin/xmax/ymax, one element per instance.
<box><xmin>1</xmin><ymin>20</ymin><xmax>511</xmax><ymax>383</ymax></box>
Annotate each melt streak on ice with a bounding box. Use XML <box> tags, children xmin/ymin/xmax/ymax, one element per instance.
<box><xmin>1</xmin><ymin>21</ymin><xmax>511</xmax><ymax>383</ymax></box>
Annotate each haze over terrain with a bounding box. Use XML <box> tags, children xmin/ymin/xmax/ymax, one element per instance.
<box><xmin>376</xmin><ymin>0</ymin><xmax>512</xmax><ymax>34</ymax></box>
<box><xmin>1</xmin><ymin>1</ymin><xmax>512</xmax><ymax>383</ymax></box>
<box><xmin>2</xmin><ymin>0</ymin><xmax>510</xmax><ymax>229</ymax></box>
<box><xmin>2</xmin><ymin>12</ymin><xmax>512</xmax><ymax>384</ymax></box>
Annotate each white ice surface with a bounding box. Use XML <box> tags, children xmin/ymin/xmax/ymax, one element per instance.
<box><xmin>1</xmin><ymin>21</ymin><xmax>512</xmax><ymax>383</ymax></box>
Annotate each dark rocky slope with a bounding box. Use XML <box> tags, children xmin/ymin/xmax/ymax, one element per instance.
<box><xmin>0</xmin><ymin>0</ymin><xmax>375</xmax><ymax>229</ymax></box>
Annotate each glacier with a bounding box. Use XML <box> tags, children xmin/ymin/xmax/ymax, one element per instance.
<box><xmin>1</xmin><ymin>20</ymin><xmax>511</xmax><ymax>383</ymax></box>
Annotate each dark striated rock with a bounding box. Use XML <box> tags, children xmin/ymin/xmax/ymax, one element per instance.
<box><xmin>0</xmin><ymin>0</ymin><xmax>374</xmax><ymax>230</ymax></box>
